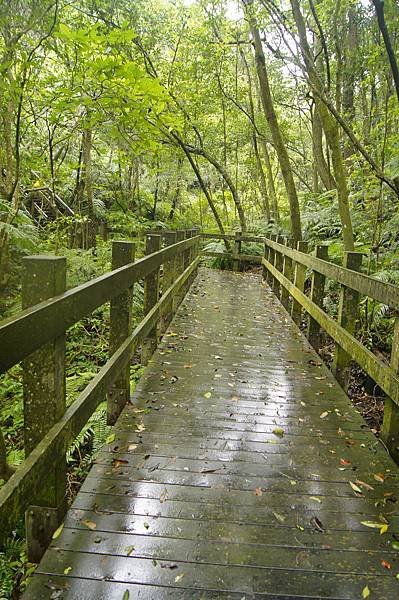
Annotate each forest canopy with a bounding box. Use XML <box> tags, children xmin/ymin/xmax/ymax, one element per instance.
<box><xmin>0</xmin><ymin>0</ymin><xmax>398</xmax><ymax>275</ymax></box>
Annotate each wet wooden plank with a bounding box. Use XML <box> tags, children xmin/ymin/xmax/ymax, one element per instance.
<box><xmin>23</xmin><ymin>269</ymin><xmax>399</xmax><ymax>598</ymax></box>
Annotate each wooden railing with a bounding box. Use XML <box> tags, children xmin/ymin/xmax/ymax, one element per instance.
<box><xmin>201</xmin><ymin>232</ymin><xmax>399</xmax><ymax>462</ymax></box>
<box><xmin>0</xmin><ymin>229</ymin><xmax>200</xmax><ymax>559</ymax></box>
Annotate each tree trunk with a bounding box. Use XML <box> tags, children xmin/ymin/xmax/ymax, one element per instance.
<box><xmin>259</xmin><ymin>138</ymin><xmax>279</xmax><ymax>223</ymax></box>
<box><xmin>312</xmin><ymin>107</ymin><xmax>336</xmax><ymax>190</ymax></box>
<box><xmin>191</xmin><ymin>146</ymin><xmax>247</xmax><ymax>232</ymax></box>
<box><xmin>81</xmin><ymin>126</ymin><xmax>96</xmax><ymax>248</ymax></box>
<box><xmin>290</xmin><ymin>0</ymin><xmax>354</xmax><ymax>250</ymax></box>
<box><xmin>372</xmin><ymin>0</ymin><xmax>399</xmax><ymax>105</ymax></box>
<box><xmin>253</xmin><ymin>134</ymin><xmax>270</xmax><ymax>221</ymax></box>
<box><xmin>246</xmin><ymin>7</ymin><xmax>302</xmax><ymax>240</ymax></box>
<box><xmin>178</xmin><ymin>141</ymin><xmax>227</xmax><ymax>244</ymax></box>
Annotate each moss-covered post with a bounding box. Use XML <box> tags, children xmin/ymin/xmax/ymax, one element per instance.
<box><xmin>307</xmin><ymin>244</ymin><xmax>328</xmax><ymax>351</ymax></box>
<box><xmin>291</xmin><ymin>241</ymin><xmax>308</xmax><ymax>326</ymax></box>
<box><xmin>331</xmin><ymin>251</ymin><xmax>362</xmax><ymax>390</ymax></box>
<box><xmin>281</xmin><ymin>238</ymin><xmax>294</xmax><ymax>310</ymax></box>
<box><xmin>381</xmin><ymin>318</ymin><xmax>399</xmax><ymax>461</ymax></box>
<box><xmin>262</xmin><ymin>240</ymin><xmax>268</xmax><ymax>281</ymax></box>
<box><xmin>160</xmin><ymin>231</ymin><xmax>176</xmax><ymax>334</ymax></box>
<box><xmin>192</xmin><ymin>227</ymin><xmax>201</xmax><ymax>281</ymax></box>
<box><xmin>267</xmin><ymin>235</ymin><xmax>277</xmax><ymax>288</ymax></box>
<box><xmin>141</xmin><ymin>234</ymin><xmax>161</xmax><ymax>365</ymax></box>
<box><xmin>233</xmin><ymin>232</ymin><xmax>242</xmax><ymax>271</ymax></box>
<box><xmin>173</xmin><ymin>230</ymin><xmax>186</xmax><ymax>312</ymax></box>
<box><xmin>264</xmin><ymin>237</ymin><xmax>273</xmax><ymax>284</ymax></box>
<box><xmin>22</xmin><ymin>255</ymin><xmax>67</xmax><ymax>561</ymax></box>
<box><xmin>273</xmin><ymin>235</ymin><xmax>284</xmax><ymax>297</ymax></box>
<box><xmin>107</xmin><ymin>240</ymin><xmax>135</xmax><ymax>425</ymax></box>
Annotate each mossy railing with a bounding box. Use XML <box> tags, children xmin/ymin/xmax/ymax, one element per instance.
<box><xmin>0</xmin><ymin>229</ymin><xmax>200</xmax><ymax>560</ymax></box>
<box><xmin>201</xmin><ymin>232</ymin><xmax>399</xmax><ymax>462</ymax></box>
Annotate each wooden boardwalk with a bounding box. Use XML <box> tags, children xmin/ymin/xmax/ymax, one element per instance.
<box><xmin>24</xmin><ymin>268</ymin><xmax>399</xmax><ymax>599</ymax></box>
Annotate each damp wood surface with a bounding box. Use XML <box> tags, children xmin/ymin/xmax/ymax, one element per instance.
<box><xmin>23</xmin><ymin>268</ymin><xmax>399</xmax><ymax>599</ymax></box>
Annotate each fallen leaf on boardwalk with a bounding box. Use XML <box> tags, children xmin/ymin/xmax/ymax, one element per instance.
<box><xmin>310</xmin><ymin>516</ymin><xmax>324</xmax><ymax>532</ymax></box>
<box><xmin>135</xmin><ymin>424</ymin><xmax>145</xmax><ymax>432</ymax></box>
<box><xmin>106</xmin><ymin>433</ymin><xmax>116</xmax><ymax>444</ymax></box>
<box><xmin>160</xmin><ymin>489</ymin><xmax>168</xmax><ymax>503</ymax></box>
<box><xmin>52</xmin><ymin>523</ymin><xmax>64</xmax><ymax>539</ymax></box>
<box><xmin>143</xmin><ymin>522</ymin><xmax>150</xmax><ymax>529</ymax></box>
<box><xmin>355</xmin><ymin>480</ymin><xmax>374</xmax><ymax>491</ymax></box>
<box><xmin>254</xmin><ymin>487</ymin><xmax>263</xmax><ymax>496</ymax></box>
<box><xmin>272</xmin><ymin>427</ymin><xmax>284</xmax><ymax>437</ymax></box>
<box><xmin>362</xmin><ymin>586</ymin><xmax>370</xmax><ymax>598</ymax></box>
<box><xmin>340</xmin><ymin>458</ymin><xmax>351</xmax><ymax>466</ymax></box>
<box><xmin>309</xmin><ymin>496</ymin><xmax>322</xmax><ymax>504</ymax></box>
<box><xmin>174</xmin><ymin>574</ymin><xmax>185</xmax><ymax>582</ymax></box>
<box><xmin>319</xmin><ymin>411</ymin><xmax>329</xmax><ymax>419</ymax></box>
<box><xmin>82</xmin><ymin>520</ymin><xmax>97</xmax><ymax>530</ymax></box>
<box><xmin>63</xmin><ymin>566</ymin><xmax>72</xmax><ymax>574</ymax></box>
<box><xmin>349</xmin><ymin>481</ymin><xmax>363</xmax><ymax>494</ymax></box>
<box><xmin>112</xmin><ymin>459</ymin><xmax>129</xmax><ymax>468</ymax></box>
<box><xmin>183</xmin><ymin>364</ymin><xmax>193</xmax><ymax>369</ymax></box>
<box><xmin>373</xmin><ymin>473</ymin><xmax>385</xmax><ymax>483</ymax></box>
<box><xmin>361</xmin><ymin>521</ymin><xmax>388</xmax><ymax>534</ymax></box>
<box><xmin>128</xmin><ymin>444</ymin><xmax>138</xmax><ymax>452</ymax></box>
<box><xmin>273</xmin><ymin>512</ymin><xmax>286</xmax><ymax>523</ymax></box>
<box><xmin>122</xmin><ymin>591</ymin><xmax>130</xmax><ymax>600</ymax></box>
<box><xmin>380</xmin><ymin>523</ymin><xmax>389</xmax><ymax>534</ymax></box>
<box><xmin>204</xmin><ymin>392</ymin><xmax>212</xmax><ymax>399</ymax></box>
<box><xmin>125</xmin><ymin>545</ymin><xmax>135</xmax><ymax>556</ymax></box>
<box><xmin>381</xmin><ymin>560</ymin><xmax>391</xmax><ymax>569</ymax></box>
<box><xmin>160</xmin><ymin>563</ymin><xmax>178</xmax><ymax>569</ymax></box>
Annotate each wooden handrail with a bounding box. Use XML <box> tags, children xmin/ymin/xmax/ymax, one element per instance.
<box><xmin>264</xmin><ymin>237</ymin><xmax>399</xmax><ymax>309</ymax></box>
<box><xmin>0</xmin><ymin>236</ymin><xmax>199</xmax><ymax>374</ymax></box>
<box><xmin>0</xmin><ymin>254</ymin><xmax>199</xmax><ymax>547</ymax></box>
<box><xmin>201</xmin><ymin>232</ymin><xmax>399</xmax><ymax>309</ymax></box>
<box><xmin>263</xmin><ymin>255</ymin><xmax>399</xmax><ymax>405</ymax></box>
<box><xmin>0</xmin><ymin>230</ymin><xmax>201</xmax><ymax>557</ymax></box>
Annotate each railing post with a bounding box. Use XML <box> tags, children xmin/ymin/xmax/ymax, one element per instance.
<box><xmin>331</xmin><ymin>251</ymin><xmax>363</xmax><ymax>391</ymax></box>
<box><xmin>267</xmin><ymin>234</ymin><xmax>277</xmax><ymax>287</ymax></box>
<box><xmin>141</xmin><ymin>233</ymin><xmax>161</xmax><ymax>365</ymax></box>
<box><xmin>107</xmin><ymin>240</ymin><xmax>135</xmax><ymax>425</ymax></box>
<box><xmin>173</xmin><ymin>230</ymin><xmax>186</xmax><ymax>312</ymax></box>
<box><xmin>22</xmin><ymin>255</ymin><xmax>67</xmax><ymax>562</ymax></box>
<box><xmin>160</xmin><ymin>231</ymin><xmax>177</xmax><ymax>334</ymax></box>
<box><xmin>233</xmin><ymin>232</ymin><xmax>242</xmax><ymax>271</ymax></box>
<box><xmin>262</xmin><ymin>239</ymin><xmax>268</xmax><ymax>282</ymax></box>
<box><xmin>291</xmin><ymin>241</ymin><xmax>308</xmax><ymax>326</ymax></box>
<box><xmin>307</xmin><ymin>244</ymin><xmax>328</xmax><ymax>351</ymax></box>
<box><xmin>281</xmin><ymin>238</ymin><xmax>294</xmax><ymax>310</ymax></box>
<box><xmin>381</xmin><ymin>318</ymin><xmax>399</xmax><ymax>460</ymax></box>
<box><xmin>273</xmin><ymin>235</ymin><xmax>284</xmax><ymax>297</ymax></box>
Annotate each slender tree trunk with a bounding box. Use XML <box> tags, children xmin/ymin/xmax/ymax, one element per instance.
<box><xmin>169</xmin><ymin>156</ymin><xmax>183</xmax><ymax>220</ymax></box>
<box><xmin>253</xmin><ymin>134</ymin><xmax>270</xmax><ymax>221</ymax></box>
<box><xmin>259</xmin><ymin>138</ymin><xmax>279</xmax><ymax>223</ymax></box>
<box><xmin>190</xmin><ymin>146</ymin><xmax>247</xmax><ymax>232</ymax></box>
<box><xmin>245</xmin><ymin>5</ymin><xmax>302</xmax><ymax>240</ymax></box>
<box><xmin>240</xmin><ymin>48</ymin><xmax>270</xmax><ymax>221</ymax></box>
<box><xmin>178</xmin><ymin>141</ymin><xmax>227</xmax><ymax>243</ymax></box>
<box><xmin>372</xmin><ymin>0</ymin><xmax>399</xmax><ymax>105</ymax></box>
<box><xmin>290</xmin><ymin>0</ymin><xmax>354</xmax><ymax>250</ymax></box>
<box><xmin>312</xmin><ymin>107</ymin><xmax>335</xmax><ymax>190</ymax></box>
<box><xmin>82</xmin><ymin>126</ymin><xmax>96</xmax><ymax>248</ymax></box>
